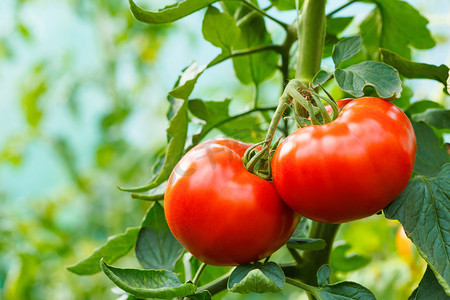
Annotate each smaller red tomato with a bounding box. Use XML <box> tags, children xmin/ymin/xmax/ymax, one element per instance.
<box><xmin>165</xmin><ymin>139</ymin><xmax>300</xmax><ymax>266</ymax></box>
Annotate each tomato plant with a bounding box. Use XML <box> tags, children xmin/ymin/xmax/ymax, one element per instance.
<box><xmin>165</xmin><ymin>139</ymin><xmax>300</xmax><ymax>266</ymax></box>
<box><xmin>67</xmin><ymin>0</ymin><xmax>450</xmax><ymax>299</ymax></box>
<box><xmin>272</xmin><ymin>97</ymin><xmax>416</xmax><ymax>223</ymax></box>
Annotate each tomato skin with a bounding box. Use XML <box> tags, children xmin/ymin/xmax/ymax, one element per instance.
<box><xmin>165</xmin><ymin>139</ymin><xmax>300</xmax><ymax>266</ymax></box>
<box><xmin>272</xmin><ymin>97</ymin><xmax>416</xmax><ymax>224</ymax></box>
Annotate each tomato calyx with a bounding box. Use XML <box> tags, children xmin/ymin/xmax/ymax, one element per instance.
<box><xmin>242</xmin><ymin>138</ymin><xmax>282</xmax><ymax>180</ymax></box>
<box><xmin>241</xmin><ymin>79</ymin><xmax>302</xmax><ymax>180</ymax></box>
<box><xmin>290</xmin><ymin>80</ymin><xmax>340</xmax><ymax>128</ymax></box>
<box><xmin>242</xmin><ymin>79</ymin><xmax>341</xmax><ymax>180</ymax></box>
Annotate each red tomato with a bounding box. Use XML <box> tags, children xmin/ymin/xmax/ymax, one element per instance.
<box><xmin>165</xmin><ymin>139</ymin><xmax>300</xmax><ymax>266</ymax></box>
<box><xmin>272</xmin><ymin>97</ymin><xmax>416</xmax><ymax>223</ymax></box>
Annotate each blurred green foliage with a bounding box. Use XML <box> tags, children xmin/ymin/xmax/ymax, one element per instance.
<box><xmin>0</xmin><ymin>0</ymin><xmax>446</xmax><ymax>299</ymax></box>
<box><xmin>0</xmin><ymin>0</ymin><xmax>172</xmax><ymax>298</ymax></box>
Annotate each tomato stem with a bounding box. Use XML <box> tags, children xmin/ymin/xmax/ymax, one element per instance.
<box><xmin>241</xmin><ymin>0</ymin><xmax>289</xmax><ymax>30</ymax></box>
<box><xmin>300</xmin><ymin>222</ymin><xmax>340</xmax><ymax>286</ymax></box>
<box><xmin>295</xmin><ymin>0</ymin><xmax>327</xmax><ymax>82</ymax></box>
<box><xmin>242</xmin><ymin>80</ymin><xmax>302</xmax><ymax>179</ymax></box>
<box><xmin>197</xmin><ymin>272</ymin><xmax>231</xmax><ymax>296</ymax></box>
<box><xmin>288</xmin><ymin>248</ymin><xmax>303</xmax><ymax>265</ymax></box>
<box><xmin>264</xmin><ymin>94</ymin><xmax>291</xmax><ymax>147</ymax></box>
<box><xmin>130</xmin><ymin>193</ymin><xmax>164</xmax><ymax>201</ymax></box>
<box><xmin>285</xmin><ymin>278</ymin><xmax>320</xmax><ymax>298</ymax></box>
<box><xmin>192</xmin><ymin>263</ymin><xmax>207</xmax><ymax>286</ymax></box>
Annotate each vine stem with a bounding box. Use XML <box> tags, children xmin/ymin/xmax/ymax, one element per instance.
<box><xmin>130</xmin><ymin>193</ymin><xmax>164</xmax><ymax>201</ymax></box>
<box><xmin>241</xmin><ymin>0</ymin><xmax>289</xmax><ymax>30</ymax></box>
<box><xmin>295</xmin><ymin>0</ymin><xmax>327</xmax><ymax>82</ymax></box>
<box><xmin>186</xmin><ymin>106</ymin><xmax>277</xmax><ymax>151</ymax></box>
<box><xmin>300</xmin><ymin>222</ymin><xmax>340</xmax><ymax>286</ymax></box>
<box><xmin>208</xmin><ymin>45</ymin><xmax>282</xmax><ymax>68</ymax></box>
<box><xmin>198</xmin><ymin>264</ymin><xmax>303</xmax><ymax>296</ymax></box>
<box><xmin>285</xmin><ymin>278</ymin><xmax>320</xmax><ymax>298</ymax></box>
<box><xmin>237</xmin><ymin>4</ymin><xmax>274</xmax><ymax>27</ymax></box>
<box><xmin>198</xmin><ymin>272</ymin><xmax>231</xmax><ymax>295</ymax></box>
<box><xmin>326</xmin><ymin>0</ymin><xmax>357</xmax><ymax>18</ymax></box>
<box><xmin>192</xmin><ymin>263</ymin><xmax>207</xmax><ymax>286</ymax></box>
<box><xmin>263</xmin><ymin>92</ymin><xmax>291</xmax><ymax>148</ymax></box>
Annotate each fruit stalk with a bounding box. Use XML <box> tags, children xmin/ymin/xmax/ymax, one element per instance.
<box><xmin>295</xmin><ymin>0</ymin><xmax>327</xmax><ymax>82</ymax></box>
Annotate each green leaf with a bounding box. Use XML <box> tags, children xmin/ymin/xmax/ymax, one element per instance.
<box><xmin>392</xmin><ymin>84</ymin><xmax>413</xmax><ymax>109</ymax></box>
<box><xmin>228</xmin><ymin>262</ymin><xmax>285</xmax><ymax>294</ymax></box>
<box><xmin>291</xmin><ymin>217</ymin><xmax>311</xmax><ymax>238</ymax></box>
<box><xmin>317</xmin><ymin>265</ymin><xmax>331</xmax><ymax>287</ymax></box>
<box><xmin>332</xmin><ymin>36</ymin><xmax>362</xmax><ymax>67</ymax></box>
<box><xmin>330</xmin><ymin>244</ymin><xmax>371</xmax><ymax>273</ymax></box>
<box><xmin>232</xmin><ymin>6</ymin><xmax>278</xmax><ymax>85</ymax></box>
<box><xmin>286</xmin><ymin>238</ymin><xmax>326</xmax><ymax>251</ymax></box>
<box><xmin>187</xmin><ymin>290</ymin><xmax>212</xmax><ymax>300</ymax></box>
<box><xmin>100</xmin><ymin>260</ymin><xmax>197</xmax><ymax>298</ymax></box>
<box><xmin>221</xmin><ymin>2</ymin><xmax>241</xmax><ymax>15</ymax></box>
<box><xmin>335</xmin><ymin>61</ymin><xmax>402</xmax><ymax>98</ymax></box>
<box><xmin>202</xmin><ymin>6</ymin><xmax>240</xmax><ymax>51</ymax></box>
<box><xmin>447</xmin><ymin>71</ymin><xmax>450</xmax><ymax>94</ymax></box>
<box><xmin>322</xmin><ymin>17</ymin><xmax>354</xmax><ymax>59</ymax></box>
<box><xmin>359</xmin><ymin>0</ymin><xmax>435</xmax><ymax>59</ymax></box>
<box><xmin>359</xmin><ymin>9</ymin><xmax>380</xmax><ymax>60</ymax></box>
<box><xmin>269</xmin><ymin>0</ymin><xmax>300</xmax><ymax>11</ymax></box>
<box><xmin>414</xmin><ymin>266</ymin><xmax>450</xmax><ymax>299</ymax></box>
<box><xmin>409</xmin><ymin>288</ymin><xmax>418</xmax><ymax>300</ymax></box>
<box><xmin>129</xmin><ymin>0</ymin><xmax>218</xmax><ymax>24</ymax></box>
<box><xmin>188</xmin><ymin>99</ymin><xmax>265</xmax><ymax>144</ymax></box>
<box><xmin>67</xmin><ymin>227</ymin><xmax>140</xmax><ymax>275</ymax></box>
<box><xmin>327</xmin><ymin>17</ymin><xmax>353</xmax><ymax>35</ymax></box>
<box><xmin>318</xmin><ymin>281</ymin><xmax>376</xmax><ymax>299</ymax></box>
<box><xmin>381</xmin><ymin>49</ymin><xmax>449</xmax><ymax>86</ymax></box>
<box><xmin>412</xmin><ymin>122</ymin><xmax>449</xmax><ymax>177</ymax></box>
<box><xmin>406</xmin><ymin>100</ymin><xmax>444</xmax><ymax>116</ymax></box>
<box><xmin>384</xmin><ymin>163</ymin><xmax>450</xmax><ymax>287</ymax></box>
<box><xmin>413</xmin><ymin>109</ymin><xmax>450</xmax><ymax>130</ymax></box>
<box><xmin>169</xmin><ymin>61</ymin><xmax>206</xmax><ymax>100</ymax></box>
<box><xmin>120</xmin><ymin>76</ymin><xmax>190</xmax><ymax>192</ymax></box>
<box><xmin>312</xmin><ymin>70</ymin><xmax>333</xmax><ymax>88</ymax></box>
<box><xmin>136</xmin><ymin>203</ymin><xmax>184</xmax><ymax>271</ymax></box>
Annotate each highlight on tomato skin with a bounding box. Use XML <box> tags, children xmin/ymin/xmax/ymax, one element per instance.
<box><xmin>271</xmin><ymin>97</ymin><xmax>417</xmax><ymax>224</ymax></box>
<box><xmin>164</xmin><ymin>138</ymin><xmax>301</xmax><ymax>266</ymax></box>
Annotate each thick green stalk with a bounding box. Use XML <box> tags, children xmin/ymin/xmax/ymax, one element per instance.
<box><xmin>300</xmin><ymin>222</ymin><xmax>340</xmax><ymax>286</ymax></box>
<box><xmin>295</xmin><ymin>0</ymin><xmax>327</xmax><ymax>82</ymax></box>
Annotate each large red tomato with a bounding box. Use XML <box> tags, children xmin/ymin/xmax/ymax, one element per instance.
<box><xmin>272</xmin><ymin>97</ymin><xmax>416</xmax><ymax>223</ymax></box>
<box><xmin>165</xmin><ymin>139</ymin><xmax>300</xmax><ymax>266</ymax></box>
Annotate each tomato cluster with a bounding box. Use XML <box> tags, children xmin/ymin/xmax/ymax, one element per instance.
<box><xmin>165</xmin><ymin>97</ymin><xmax>416</xmax><ymax>266</ymax></box>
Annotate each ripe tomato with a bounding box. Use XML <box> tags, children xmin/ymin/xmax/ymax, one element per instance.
<box><xmin>165</xmin><ymin>139</ymin><xmax>300</xmax><ymax>266</ymax></box>
<box><xmin>272</xmin><ymin>97</ymin><xmax>416</xmax><ymax>223</ymax></box>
